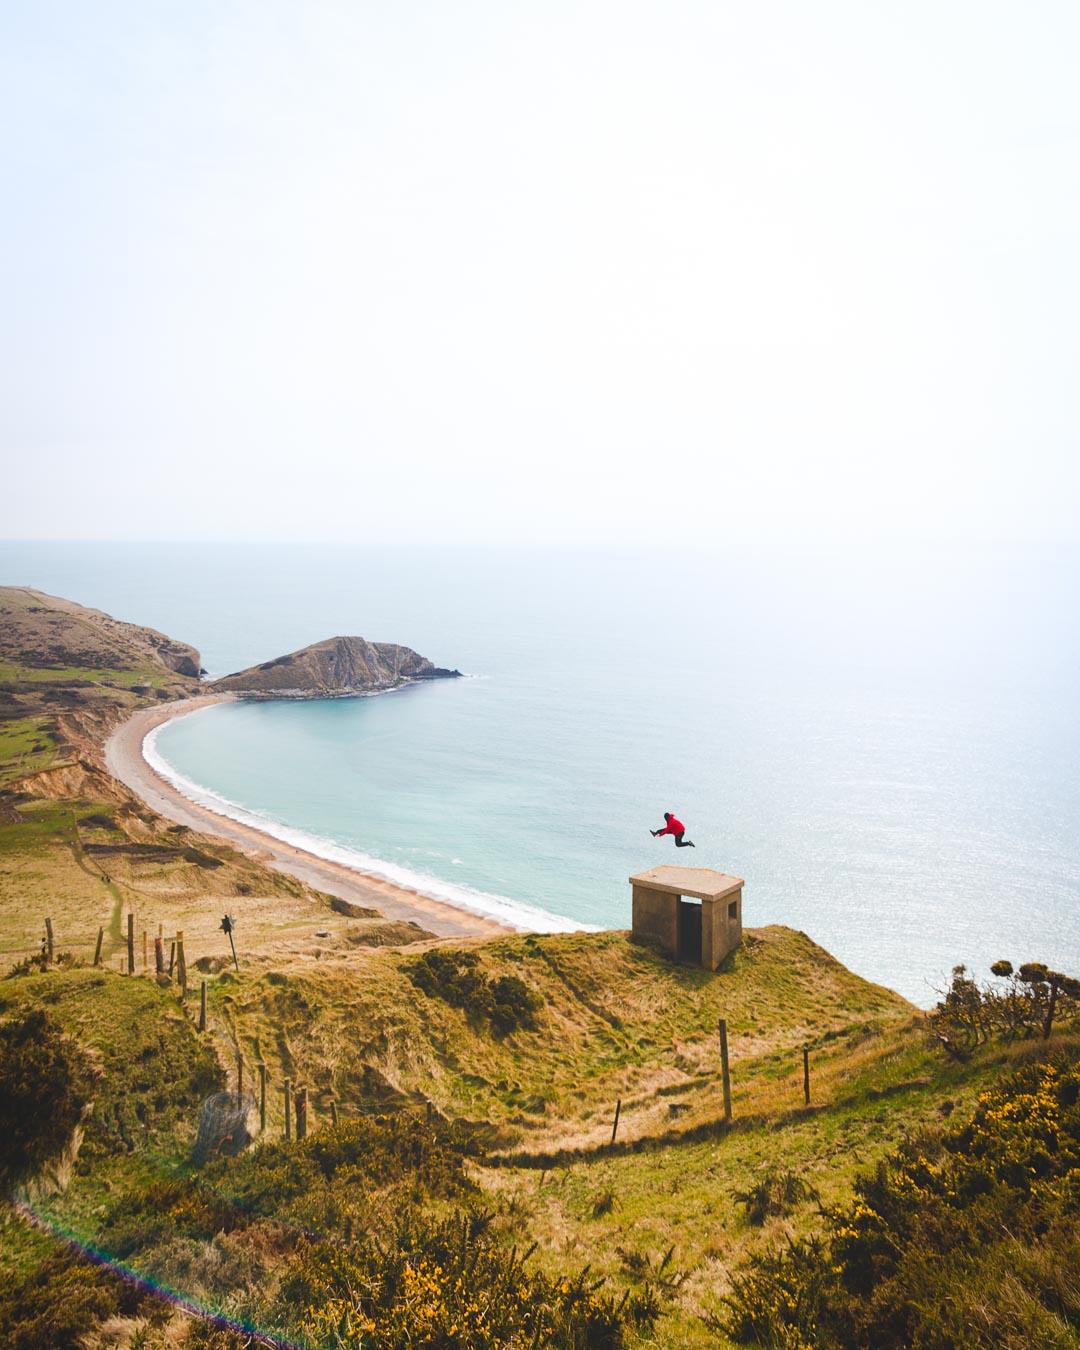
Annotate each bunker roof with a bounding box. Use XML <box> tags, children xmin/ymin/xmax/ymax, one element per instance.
<box><xmin>629</xmin><ymin>866</ymin><xmax>744</xmax><ymax>901</ymax></box>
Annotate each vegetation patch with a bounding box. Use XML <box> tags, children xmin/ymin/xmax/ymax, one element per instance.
<box><xmin>0</xmin><ymin>715</ymin><xmax>57</xmax><ymax>786</ymax></box>
<box><xmin>931</xmin><ymin>960</ymin><xmax>1080</xmax><ymax>1057</ymax></box>
<box><xmin>734</xmin><ymin>1165</ymin><xmax>818</xmax><ymax>1226</ymax></box>
<box><xmin>0</xmin><ymin>969</ymin><xmax>222</xmax><ymax>1166</ymax></box>
<box><xmin>0</xmin><ymin>1243</ymin><xmax>149</xmax><ymax>1350</ymax></box>
<box><xmin>408</xmin><ymin>947</ymin><xmax>543</xmax><ymax>1034</ymax></box>
<box><xmin>0</xmin><ymin>1008</ymin><xmax>97</xmax><ymax>1192</ymax></box>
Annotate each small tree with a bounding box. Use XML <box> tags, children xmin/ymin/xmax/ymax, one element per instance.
<box><xmin>930</xmin><ymin>960</ymin><xmax>1080</xmax><ymax>1057</ymax></box>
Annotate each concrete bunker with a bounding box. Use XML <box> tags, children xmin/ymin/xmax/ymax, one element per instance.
<box><xmin>629</xmin><ymin>865</ymin><xmax>744</xmax><ymax>971</ymax></box>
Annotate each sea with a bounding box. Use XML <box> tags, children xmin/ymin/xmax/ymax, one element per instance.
<box><xmin>3</xmin><ymin>538</ymin><xmax>1078</xmax><ymax>1007</ymax></box>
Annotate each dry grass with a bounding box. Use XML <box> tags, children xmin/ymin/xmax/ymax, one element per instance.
<box><xmin>0</xmin><ymin>795</ymin><xmax>433</xmax><ymax>975</ymax></box>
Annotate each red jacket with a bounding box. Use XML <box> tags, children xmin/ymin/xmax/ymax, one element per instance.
<box><xmin>658</xmin><ymin>816</ymin><xmax>685</xmax><ymax>836</ymax></box>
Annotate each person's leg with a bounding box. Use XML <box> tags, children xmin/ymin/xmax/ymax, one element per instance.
<box><xmin>674</xmin><ymin>832</ymin><xmax>695</xmax><ymax>847</ymax></box>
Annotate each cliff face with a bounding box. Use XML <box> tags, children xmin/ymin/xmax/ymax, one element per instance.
<box><xmin>0</xmin><ymin>587</ymin><xmax>203</xmax><ymax>679</ymax></box>
<box><xmin>210</xmin><ymin>636</ymin><xmax>461</xmax><ymax>697</ymax></box>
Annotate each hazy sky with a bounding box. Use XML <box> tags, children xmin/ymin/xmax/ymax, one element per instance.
<box><xmin>3</xmin><ymin>2</ymin><xmax>1078</xmax><ymax>545</ymax></box>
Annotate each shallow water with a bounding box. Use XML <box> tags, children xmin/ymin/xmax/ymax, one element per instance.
<box><xmin>4</xmin><ymin>539</ymin><xmax>1078</xmax><ymax>1005</ymax></box>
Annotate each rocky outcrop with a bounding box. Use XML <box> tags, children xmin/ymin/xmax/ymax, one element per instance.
<box><xmin>210</xmin><ymin>635</ymin><xmax>461</xmax><ymax>698</ymax></box>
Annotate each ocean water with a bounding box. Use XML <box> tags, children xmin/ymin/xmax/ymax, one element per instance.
<box><xmin>3</xmin><ymin>539</ymin><xmax>1078</xmax><ymax>1005</ymax></box>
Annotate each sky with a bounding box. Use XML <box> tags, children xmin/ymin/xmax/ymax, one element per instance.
<box><xmin>2</xmin><ymin>1</ymin><xmax>1079</xmax><ymax>547</ymax></box>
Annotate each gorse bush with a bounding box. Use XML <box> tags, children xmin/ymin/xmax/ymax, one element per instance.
<box><xmin>6</xmin><ymin>951</ymin><xmax>81</xmax><ymax>978</ymax></box>
<box><xmin>102</xmin><ymin>1112</ymin><xmax>475</xmax><ymax>1256</ymax></box>
<box><xmin>285</xmin><ymin>1213</ymin><xmax>661</xmax><ymax>1348</ymax></box>
<box><xmin>0</xmin><ymin>1008</ymin><xmax>96</xmax><ymax>1191</ymax></box>
<box><xmin>407</xmin><ymin>948</ymin><xmax>542</xmax><ymax>1034</ymax></box>
<box><xmin>720</xmin><ymin>1053</ymin><xmax>1080</xmax><ymax>1349</ymax></box>
<box><xmin>0</xmin><ymin>1248</ymin><xmax>146</xmax><ymax>1350</ymax></box>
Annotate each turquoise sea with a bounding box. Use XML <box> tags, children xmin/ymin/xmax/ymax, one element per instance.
<box><xmin>3</xmin><ymin>539</ymin><xmax>1078</xmax><ymax>1005</ymax></box>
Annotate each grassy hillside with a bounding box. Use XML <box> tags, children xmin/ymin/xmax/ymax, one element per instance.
<box><xmin>0</xmin><ymin>794</ymin><xmax>428</xmax><ymax>973</ymax></box>
<box><xmin>213</xmin><ymin>926</ymin><xmax>910</xmax><ymax>1150</ymax></box>
<box><xmin>0</xmin><ymin>932</ymin><xmax>1059</xmax><ymax>1348</ymax></box>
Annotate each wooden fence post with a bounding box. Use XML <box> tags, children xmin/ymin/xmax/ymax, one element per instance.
<box><xmin>719</xmin><ymin>1018</ymin><xmax>733</xmax><ymax>1123</ymax></box>
<box><xmin>127</xmin><ymin>914</ymin><xmax>135</xmax><ymax>976</ymax></box>
<box><xmin>284</xmin><ymin>1078</ymin><xmax>292</xmax><ymax>1141</ymax></box>
<box><xmin>610</xmin><ymin>1098</ymin><xmax>622</xmax><ymax>1145</ymax></box>
<box><xmin>295</xmin><ymin>1086</ymin><xmax>308</xmax><ymax>1140</ymax></box>
<box><xmin>176</xmin><ymin>931</ymin><xmax>187</xmax><ymax>997</ymax></box>
<box><xmin>154</xmin><ymin>937</ymin><xmax>164</xmax><ymax>975</ymax></box>
<box><xmin>168</xmin><ymin>941</ymin><xmax>175</xmax><ymax>978</ymax></box>
<box><xmin>330</xmin><ymin>1099</ymin><xmax>339</xmax><ymax>1127</ymax></box>
<box><xmin>93</xmin><ymin>927</ymin><xmax>104</xmax><ymax>967</ymax></box>
<box><xmin>258</xmin><ymin>1062</ymin><xmax>267</xmax><ymax>1134</ymax></box>
<box><xmin>236</xmin><ymin>1053</ymin><xmax>244</xmax><ymax>1100</ymax></box>
<box><xmin>44</xmin><ymin>918</ymin><xmax>54</xmax><ymax>964</ymax></box>
<box><xmin>142</xmin><ymin>930</ymin><xmax>148</xmax><ymax>973</ymax></box>
<box><xmin>802</xmin><ymin>1045</ymin><xmax>811</xmax><ymax>1105</ymax></box>
<box><xmin>198</xmin><ymin>980</ymin><xmax>207</xmax><ymax>1031</ymax></box>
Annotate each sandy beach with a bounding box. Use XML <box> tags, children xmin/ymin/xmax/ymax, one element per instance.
<box><xmin>104</xmin><ymin>695</ymin><xmax>508</xmax><ymax>940</ymax></box>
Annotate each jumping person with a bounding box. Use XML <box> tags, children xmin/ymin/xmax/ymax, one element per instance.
<box><xmin>651</xmin><ymin>812</ymin><xmax>695</xmax><ymax>847</ymax></box>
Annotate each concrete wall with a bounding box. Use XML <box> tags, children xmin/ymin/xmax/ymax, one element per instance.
<box><xmin>631</xmin><ymin>885</ymin><xmax>678</xmax><ymax>957</ymax></box>
<box><xmin>701</xmin><ymin>887</ymin><xmax>743</xmax><ymax>970</ymax></box>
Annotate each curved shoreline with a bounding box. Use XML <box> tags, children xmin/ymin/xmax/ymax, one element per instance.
<box><xmin>104</xmin><ymin>695</ymin><xmax>514</xmax><ymax>940</ymax></box>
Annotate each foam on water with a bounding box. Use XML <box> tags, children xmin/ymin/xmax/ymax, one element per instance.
<box><xmin>144</xmin><ymin>714</ymin><xmax>592</xmax><ymax>935</ymax></box>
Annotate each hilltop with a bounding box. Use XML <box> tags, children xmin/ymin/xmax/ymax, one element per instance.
<box><xmin>211</xmin><ymin>634</ymin><xmax>461</xmax><ymax>696</ymax></box>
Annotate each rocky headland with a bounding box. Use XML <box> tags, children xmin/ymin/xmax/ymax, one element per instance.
<box><xmin>210</xmin><ymin>634</ymin><xmax>461</xmax><ymax>698</ymax></box>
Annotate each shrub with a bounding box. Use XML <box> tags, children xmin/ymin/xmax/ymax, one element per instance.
<box><xmin>734</xmin><ymin>1167</ymin><xmax>818</xmax><ymax>1226</ymax></box>
<box><xmin>0</xmin><ymin>1248</ymin><xmax>141</xmax><ymax>1350</ymax></box>
<box><xmin>407</xmin><ymin>949</ymin><xmax>542</xmax><ymax>1034</ymax></box>
<box><xmin>94</xmin><ymin>1116</ymin><xmax>666</xmax><ymax>1347</ymax></box>
<box><xmin>930</xmin><ymin>960</ymin><xmax>1080</xmax><ymax>1058</ymax></box>
<box><xmin>6</xmin><ymin>952</ymin><xmax>83</xmax><ymax>979</ymax></box>
<box><xmin>183</xmin><ymin>848</ymin><xmax>223</xmax><ymax>869</ymax></box>
<box><xmin>0</xmin><ymin>1008</ymin><xmax>96</xmax><ymax>1191</ymax></box>
<box><xmin>284</xmin><ymin>1213</ymin><xmax>660</xmax><ymax>1348</ymax></box>
<box><xmin>100</xmin><ymin>1113</ymin><xmax>475</xmax><ymax>1257</ymax></box>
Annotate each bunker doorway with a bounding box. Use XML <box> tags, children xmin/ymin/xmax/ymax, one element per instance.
<box><xmin>677</xmin><ymin>897</ymin><xmax>702</xmax><ymax>965</ymax></box>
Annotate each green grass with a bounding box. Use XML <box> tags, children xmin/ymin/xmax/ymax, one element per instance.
<box><xmin>0</xmin><ymin>716</ymin><xmax>58</xmax><ymax>787</ymax></box>
<box><xmin>0</xmin><ymin>660</ymin><xmax>170</xmax><ymax>690</ymax></box>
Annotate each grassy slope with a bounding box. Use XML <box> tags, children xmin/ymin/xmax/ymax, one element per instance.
<box><xmin>0</xmin><ymin>714</ymin><xmax>58</xmax><ymax>787</ymax></box>
<box><xmin>207</xmin><ymin>926</ymin><xmax>1021</xmax><ymax>1345</ymax></box>
<box><xmin>216</xmin><ymin>927</ymin><xmax>910</xmax><ymax>1147</ymax></box>
<box><xmin>0</xmin><ymin>796</ymin><xmax>425</xmax><ymax>973</ymax></box>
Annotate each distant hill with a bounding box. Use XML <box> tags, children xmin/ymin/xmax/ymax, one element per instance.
<box><xmin>211</xmin><ymin>634</ymin><xmax>461</xmax><ymax>697</ymax></box>
<box><xmin>0</xmin><ymin>587</ymin><xmax>204</xmax><ymax>787</ymax></box>
<box><xmin>0</xmin><ymin>587</ymin><xmax>202</xmax><ymax>679</ymax></box>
